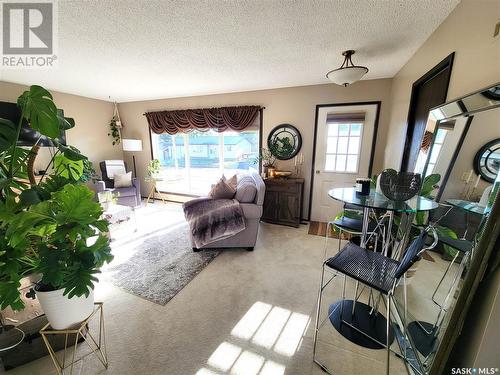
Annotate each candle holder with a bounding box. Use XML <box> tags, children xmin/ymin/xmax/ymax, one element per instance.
<box><xmin>460</xmin><ymin>170</ymin><xmax>481</xmax><ymax>200</ymax></box>
<box><xmin>294</xmin><ymin>153</ymin><xmax>304</xmax><ymax>177</ymax></box>
<box><xmin>267</xmin><ymin>167</ymin><xmax>276</xmax><ymax>178</ymax></box>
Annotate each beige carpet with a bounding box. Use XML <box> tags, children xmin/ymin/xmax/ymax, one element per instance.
<box><xmin>3</xmin><ymin>202</ymin><xmax>455</xmax><ymax>375</ymax></box>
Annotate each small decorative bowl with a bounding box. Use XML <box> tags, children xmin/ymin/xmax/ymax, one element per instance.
<box><xmin>274</xmin><ymin>170</ymin><xmax>292</xmax><ymax>178</ymax></box>
<box><xmin>379</xmin><ymin>169</ymin><xmax>422</xmax><ymax>201</ymax></box>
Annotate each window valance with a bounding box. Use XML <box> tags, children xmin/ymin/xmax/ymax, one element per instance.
<box><xmin>145</xmin><ymin>105</ymin><xmax>262</xmax><ymax>135</ymax></box>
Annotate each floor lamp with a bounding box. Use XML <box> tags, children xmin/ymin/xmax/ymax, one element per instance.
<box><xmin>122</xmin><ymin>139</ymin><xmax>143</xmax><ymax>178</ymax></box>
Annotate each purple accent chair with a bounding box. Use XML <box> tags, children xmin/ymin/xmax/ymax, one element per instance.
<box><xmin>94</xmin><ymin>160</ymin><xmax>141</xmax><ymax>207</ymax></box>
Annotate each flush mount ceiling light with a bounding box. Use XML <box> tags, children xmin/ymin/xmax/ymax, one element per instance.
<box><xmin>326</xmin><ymin>50</ymin><xmax>369</xmax><ymax>87</ymax></box>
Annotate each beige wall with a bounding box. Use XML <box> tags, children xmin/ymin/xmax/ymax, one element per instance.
<box><xmin>0</xmin><ymin>81</ymin><xmax>122</xmax><ymax>172</ymax></box>
<box><xmin>441</xmin><ymin>109</ymin><xmax>500</xmax><ymax>201</ymax></box>
<box><xmin>384</xmin><ymin>0</ymin><xmax>500</xmax><ymax>169</ymax></box>
<box><xmin>118</xmin><ymin>79</ymin><xmax>393</xmax><ymax>218</ymax></box>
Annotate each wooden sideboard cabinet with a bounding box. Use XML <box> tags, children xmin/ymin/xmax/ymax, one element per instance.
<box><xmin>261</xmin><ymin>178</ymin><xmax>304</xmax><ymax>228</ymax></box>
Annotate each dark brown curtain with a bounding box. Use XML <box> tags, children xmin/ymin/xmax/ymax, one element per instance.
<box><xmin>421</xmin><ymin>130</ymin><xmax>434</xmax><ymax>151</ymax></box>
<box><xmin>145</xmin><ymin>105</ymin><xmax>262</xmax><ymax>135</ymax></box>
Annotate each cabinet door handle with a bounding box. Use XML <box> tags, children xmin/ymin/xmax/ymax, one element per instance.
<box><xmin>316</xmin><ymin>170</ymin><xmax>320</xmax><ymax>174</ymax></box>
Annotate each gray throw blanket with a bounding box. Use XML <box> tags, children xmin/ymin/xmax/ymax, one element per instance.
<box><xmin>183</xmin><ymin>198</ymin><xmax>246</xmax><ymax>248</ymax></box>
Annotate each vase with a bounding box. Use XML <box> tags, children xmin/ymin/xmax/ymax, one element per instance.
<box><xmin>35</xmin><ymin>287</ymin><xmax>94</xmax><ymax>330</ymax></box>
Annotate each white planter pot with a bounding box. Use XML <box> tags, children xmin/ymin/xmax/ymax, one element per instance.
<box><xmin>36</xmin><ymin>288</ymin><xmax>94</xmax><ymax>330</ymax></box>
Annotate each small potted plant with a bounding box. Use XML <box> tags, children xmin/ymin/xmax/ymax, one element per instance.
<box><xmin>147</xmin><ymin>159</ymin><xmax>161</xmax><ymax>178</ymax></box>
<box><xmin>253</xmin><ymin>148</ymin><xmax>277</xmax><ymax>177</ymax></box>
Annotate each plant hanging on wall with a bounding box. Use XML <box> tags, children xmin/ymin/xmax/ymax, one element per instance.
<box><xmin>108</xmin><ymin>101</ymin><xmax>122</xmax><ymax>146</ymax></box>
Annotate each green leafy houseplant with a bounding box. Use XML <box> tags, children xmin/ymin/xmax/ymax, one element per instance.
<box><xmin>413</xmin><ymin>173</ymin><xmax>459</xmax><ymax>259</ymax></box>
<box><xmin>108</xmin><ymin>115</ymin><xmax>121</xmax><ymax>146</ymax></box>
<box><xmin>6</xmin><ymin>184</ymin><xmax>112</xmax><ymax>298</ymax></box>
<box><xmin>147</xmin><ymin>159</ymin><xmax>161</xmax><ymax>178</ymax></box>
<box><xmin>0</xmin><ymin>85</ymin><xmax>113</xmax><ymax>311</ymax></box>
<box><xmin>252</xmin><ymin>148</ymin><xmax>277</xmax><ymax>168</ymax></box>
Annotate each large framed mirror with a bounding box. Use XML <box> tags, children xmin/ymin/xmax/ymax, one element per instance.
<box><xmin>397</xmin><ymin>83</ymin><xmax>500</xmax><ymax>374</ymax></box>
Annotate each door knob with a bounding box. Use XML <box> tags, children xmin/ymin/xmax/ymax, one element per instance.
<box><xmin>316</xmin><ymin>170</ymin><xmax>320</xmax><ymax>174</ymax></box>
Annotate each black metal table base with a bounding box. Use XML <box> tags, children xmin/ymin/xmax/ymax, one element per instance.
<box><xmin>328</xmin><ymin>300</ymin><xmax>394</xmax><ymax>349</ymax></box>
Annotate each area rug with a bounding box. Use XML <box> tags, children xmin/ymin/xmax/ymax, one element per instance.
<box><xmin>103</xmin><ymin>223</ymin><xmax>220</xmax><ymax>305</ymax></box>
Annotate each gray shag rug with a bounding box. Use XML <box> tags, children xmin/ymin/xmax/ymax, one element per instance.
<box><xmin>104</xmin><ymin>223</ymin><xmax>220</xmax><ymax>305</ymax></box>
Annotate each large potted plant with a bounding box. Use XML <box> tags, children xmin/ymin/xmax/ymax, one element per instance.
<box><xmin>0</xmin><ymin>85</ymin><xmax>113</xmax><ymax>329</ymax></box>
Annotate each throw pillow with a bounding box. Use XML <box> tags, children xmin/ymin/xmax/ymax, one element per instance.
<box><xmin>114</xmin><ymin>172</ymin><xmax>133</xmax><ymax>188</ymax></box>
<box><xmin>209</xmin><ymin>177</ymin><xmax>236</xmax><ymax>199</ymax></box>
<box><xmin>235</xmin><ymin>176</ymin><xmax>257</xmax><ymax>203</ymax></box>
<box><xmin>227</xmin><ymin>174</ymin><xmax>238</xmax><ymax>190</ymax></box>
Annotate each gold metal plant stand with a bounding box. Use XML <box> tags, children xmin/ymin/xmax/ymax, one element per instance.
<box><xmin>145</xmin><ymin>177</ymin><xmax>167</xmax><ymax>204</ymax></box>
<box><xmin>40</xmin><ymin>302</ymin><xmax>108</xmax><ymax>375</ymax></box>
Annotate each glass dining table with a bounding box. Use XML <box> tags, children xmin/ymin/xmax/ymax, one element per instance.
<box><xmin>325</xmin><ymin>187</ymin><xmax>439</xmax><ymax>364</ymax></box>
<box><xmin>445</xmin><ymin>198</ymin><xmax>486</xmax><ymax>215</ymax></box>
<box><xmin>328</xmin><ymin>187</ymin><xmax>439</xmax><ymax>256</ymax></box>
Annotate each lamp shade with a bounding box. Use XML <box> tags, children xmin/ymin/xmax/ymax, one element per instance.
<box><xmin>326</xmin><ymin>66</ymin><xmax>368</xmax><ymax>87</ymax></box>
<box><xmin>326</xmin><ymin>50</ymin><xmax>369</xmax><ymax>87</ymax></box>
<box><xmin>122</xmin><ymin>139</ymin><xmax>143</xmax><ymax>152</ymax></box>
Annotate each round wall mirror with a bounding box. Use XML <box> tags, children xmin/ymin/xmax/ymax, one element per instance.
<box><xmin>267</xmin><ymin>124</ymin><xmax>302</xmax><ymax>160</ymax></box>
<box><xmin>474</xmin><ymin>138</ymin><xmax>500</xmax><ymax>183</ymax></box>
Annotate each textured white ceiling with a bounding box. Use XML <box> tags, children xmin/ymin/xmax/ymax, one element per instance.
<box><xmin>0</xmin><ymin>0</ymin><xmax>460</xmax><ymax>102</ymax></box>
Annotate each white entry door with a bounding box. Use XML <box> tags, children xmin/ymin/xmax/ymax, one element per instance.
<box><xmin>310</xmin><ymin>103</ymin><xmax>379</xmax><ymax>222</ymax></box>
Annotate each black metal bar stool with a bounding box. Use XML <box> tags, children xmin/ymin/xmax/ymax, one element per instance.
<box><xmin>313</xmin><ymin>228</ymin><xmax>437</xmax><ymax>375</ymax></box>
<box><xmin>325</xmin><ymin>203</ymin><xmax>381</xmax><ymax>256</ymax></box>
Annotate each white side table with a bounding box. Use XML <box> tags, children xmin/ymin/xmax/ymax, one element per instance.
<box><xmin>102</xmin><ymin>204</ymin><xmax>137</xmax><ymax>240</ymax></box>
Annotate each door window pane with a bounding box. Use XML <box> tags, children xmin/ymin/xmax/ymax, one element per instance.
<box><xmin>326</xmin><ymin>137</ymin><xmax>337</xmax><ymax>153</ymax></box>
<box><xmin>338</xmin><ymin>124</ymin><xmax>349</xmax><ymax>136</ymax></box>
<box><xmin>328</xmin><ymin>123</ymin><xmax>338</xmax><ymax>136</ymax></box>
<box><xmin>350</xmin><ymin>124</ymin><xmax>362</xmax><ymax>136</ymax></box>
<box><xmin>336</xmin><ymin>154</ymin><xmax>346</xmax><ymax>172</ymax></box>
<box><xmin>348</xmin><ymin>137</ymin><xmax>360</xmax><ymax>154</ymax></box>
<box><xmin>435</xmin><ymin>128</ymin><xmax>448</xmax><ymax>143</ymax></box>
<box><xmin>325</xmin><ymin>155</ymin><xmax>336</xmax><ymax>171</ymax></box>
<box><xmin>429</xmin><ymin>144</ymin><xmax>442</xmax><ymax>164</ymax></box>
<box><xmin>346</xmin><ymin>155</ymin><xmax>358</xmax><ymax>172</ymax></box>
<box><xmin>322</xmin><ymin>122</ymin><xmax>364</xmax><ymax>173</ymax></box>
<box><xmin>337</xmin><ymin>137</ymin><xmax>348</xmax><ymax>154</ymax></box>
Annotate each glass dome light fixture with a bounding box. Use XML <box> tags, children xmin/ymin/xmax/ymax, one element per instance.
<box><xmin>326</xmin><ymin>50</ymin><xmax>369</xmax><ymax>87</ymax></box>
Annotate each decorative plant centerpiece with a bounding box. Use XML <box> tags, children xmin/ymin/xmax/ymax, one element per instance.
<box><xmin>147</xmin><ymin>159</ymin><xmax>161</xmax><ymax>178</ymax></box>
<box><xmin>253</xmin><ymin>148</ymin><xmax>277</xmax><ymax>176</ymax></box>
<box><xmin>0</xmin><ymin>85</ymin><xmax>113</xmax><ymax>329</ymax></box>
